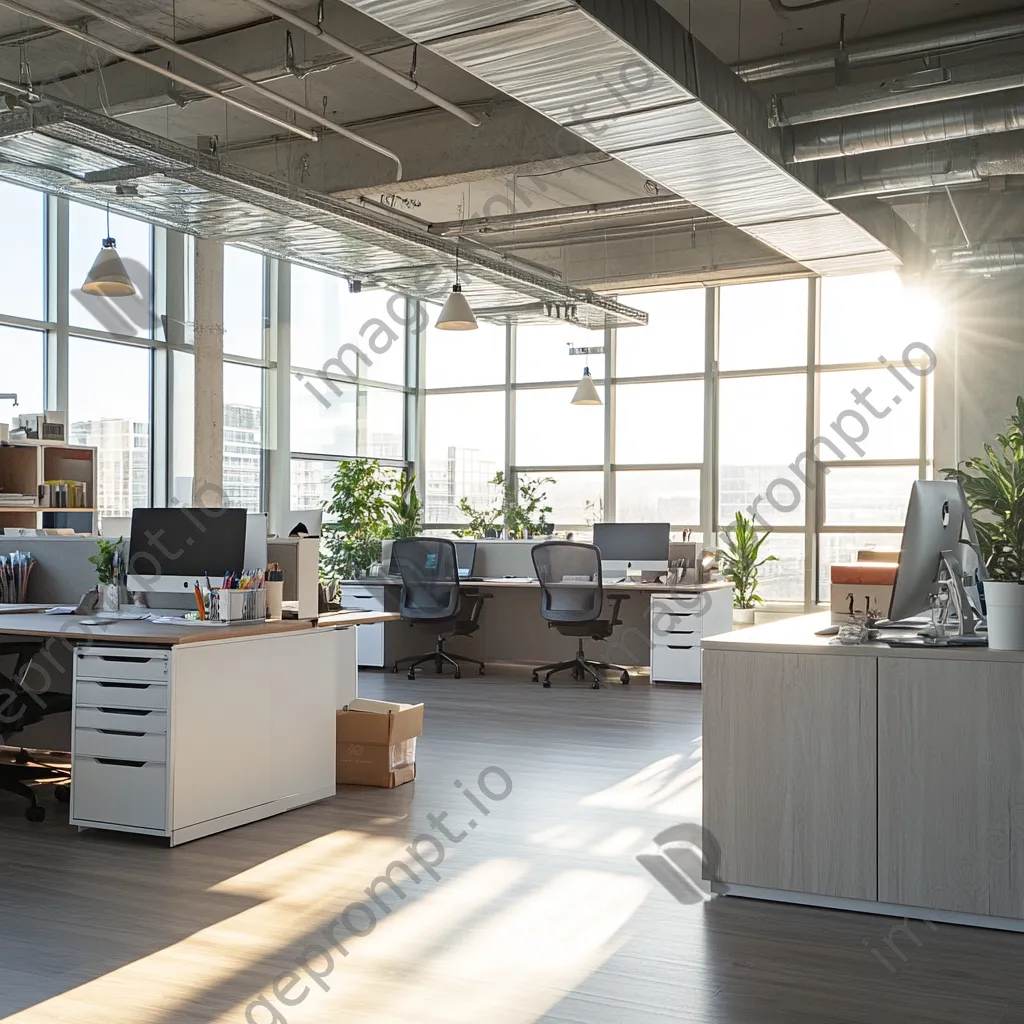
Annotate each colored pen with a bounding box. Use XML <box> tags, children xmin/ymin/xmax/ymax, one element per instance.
<box><xmin>193</xmin><ymin>580</ymin><xmax>206</xmax><ymax>620</ymax></box>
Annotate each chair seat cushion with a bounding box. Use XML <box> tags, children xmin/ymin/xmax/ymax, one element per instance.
<box><xmin>554</xmin><ymin>620</ymin><xmax>614</xmax><ymax>640</ymax></box>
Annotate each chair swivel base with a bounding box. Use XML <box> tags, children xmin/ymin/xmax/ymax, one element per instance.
<box><xmin>0</xmin><ymin>762</ymin><xmax>70</xmax><ymax>822</ymax></box>
<box><xmin>532</xmin><ymin>641</ymin><xmax>630</xmax><ymax>690</ymax></box>
<box><xmin>393</xmin><ymin>638</ymin><xmax>485</xmax><ymax>681</ymax></box>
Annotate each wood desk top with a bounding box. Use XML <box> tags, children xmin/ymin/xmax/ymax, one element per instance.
<box><xmin>0</xmin><ymin>604</ymin><xmax>54</xmax><ymax>615</ymax></box>
<box><xmin>0</xmin><ymin>613</ymin><xmax>316</xmax><ymax>646</ymax></box>
<box><xmin>317</xmin><ymin>609</ymin><xmax>402</xmax><ymax>627</ymax></box>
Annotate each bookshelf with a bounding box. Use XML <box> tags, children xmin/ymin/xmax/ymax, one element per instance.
<box><xmin>0</xmin><ymin>440</ymin><xmax>97</xmax><ymax>533</ymax></box>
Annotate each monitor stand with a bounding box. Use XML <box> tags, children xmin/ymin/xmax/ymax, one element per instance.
<box><xmin>932</xmin><ymin>548</ymin><xmax>985</xmax><ymax>638</ymax></box>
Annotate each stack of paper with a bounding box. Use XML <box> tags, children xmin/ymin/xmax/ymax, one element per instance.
<box><xmin>0</xmin><ymin>493</ymin><xmax>37</xmax><ymax>506</ymax></box>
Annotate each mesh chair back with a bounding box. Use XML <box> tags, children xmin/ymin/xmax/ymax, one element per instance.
<box><xmin>393</xmin><ymin>537</ymin><xmax>460</xmax><ymax>622</ymax></box>
<box><xmin>531</xmin><ymin>542</ymin><xmax>604</xmax><ymax>623</ymax></box>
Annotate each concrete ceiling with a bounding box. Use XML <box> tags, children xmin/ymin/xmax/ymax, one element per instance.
<box><xmin>0</xmin><ymin>0</ymin><xmax>1022</xmax><ymax>293</ymax></box>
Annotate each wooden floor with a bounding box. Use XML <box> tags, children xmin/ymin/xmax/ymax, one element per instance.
<box><xmin>1</xmin><ymin>671</ymin><xmax>1023</xmax><ymax>1023</ymax></box>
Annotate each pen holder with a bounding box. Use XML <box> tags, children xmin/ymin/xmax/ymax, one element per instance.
<box><xmin>266</xmin><ymin>580</ymin><xmax>284</xmax><ymax>620</ymax></box>
<box><xmin>208</xmin><ymin>588</ymin><xmax>268</xmax><ymax>622</ymax></box>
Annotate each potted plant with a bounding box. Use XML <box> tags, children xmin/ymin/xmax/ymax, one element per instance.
<box><xmin>89</xmin><ymin>537</ymin><xmax>122</xmax><ymax>612</ymax></box>
<box><xmin>388</xmin><ymin>471</ymin><xmax>423</xmax><ymax>540</ymax></box>
<box><xmin>717</xmin><ymin>512</ymin><xmax>776</xmax><ymax>625</ymax></box>
<box><xmin>320</xmin><ymin>460</ymin><xmax>393</xmax><ymax>582</ymax></box>
<box><xmin>454</xmin><ymin>497</ymin><xmax>503</xmax><ymax>539</ymax></box>
<box><xmin>494</xmin><ymin>471</ymin><xmax>556</xmax><ymax>539</ymax></box>
<box><xmin>945</xmin><ymin>396</ymin><xmax>1024</xmax><ymax>650</ymax></box>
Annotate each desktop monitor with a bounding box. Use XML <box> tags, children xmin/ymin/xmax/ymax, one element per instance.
<box><xmin>245</xmin><ymin>513</ymin><xmax>269</xmax><ymax>572</ymax></box>
<box><xmin>889</xmin><ymin>481</ymin><xmax>985</xmax><ymax>632</ymax></box>
<box><xmin>455</xmin><ymin>541</ymin><xmax>477</xmax><ymax>579</ymax></box>
<box><xmin>127</xmin><ymin>508</ymin><xmax>248</xmax><ymax>594</ymax></box>
<box><xmin>593</xmin><ymin>522</ymin><xmax>670</xmax><ymax>580</ymax></box>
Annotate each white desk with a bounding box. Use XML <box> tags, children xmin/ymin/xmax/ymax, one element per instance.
<box><xmin>702</xmin><ymin>612</ymin><xmax>1024</xmax><ymax>932</ymax></box>
<box><xmin>0</xmin><ymin>613</ymin><xmax>365</xmax><ymax>845</ymax></box>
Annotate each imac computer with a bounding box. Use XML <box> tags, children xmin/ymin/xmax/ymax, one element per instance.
<box><xmin>127</xmin><ymin>508</ymin><xmax>248</xmax><ymax>594</ymax></box>
<box><xmin>888</xmin><ymin>481</ymin><xmax>987</xmax><ymax>639</ymax></box>
<box><xmin>593</xmin><ymin>522</ymin><xmax>670</xmax><ymax>582</ymax></box>
<box><xmin>278</xmin><ymin>509</ymin><xmax>322</xmax><ymax>538</ymax></box>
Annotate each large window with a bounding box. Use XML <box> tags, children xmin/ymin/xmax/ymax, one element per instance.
<box><xmin>223</xmin><ymin>362</ymin><xmax>264</xmax><ymax>511</ymax></box>
<box><xmin>223</xmin><ymin>247</ymin><xmax>265</xmax><ymax>359</ymax></box>
<box><xmin>68</xmin><ymin>338</ymin><xmax>151</xmax><ymax>516</ymax></box>
<box><xmin>0</xmin><ymin>327</ymin><xmax>45</xmax><ymax>416</ymax></box>
<box><xmin>0</xmin><ymin>183</ymin><xmax>45</xmax><ymax>321</ymax></box>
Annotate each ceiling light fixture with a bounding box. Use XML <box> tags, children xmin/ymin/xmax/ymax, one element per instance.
<box><xmin>435</xmin><ymin>247</ymin><xmax>478</xmax><ymax>331</ymax></box>
<box><xmin>81</xmin><ymin>203</ymin><xmax>136</xmax><ymax>297</ymax></box>
<box><xmin>572</xmin><ymin>366</ymin><xmax>602</xmax><ymax>406</ymax></box>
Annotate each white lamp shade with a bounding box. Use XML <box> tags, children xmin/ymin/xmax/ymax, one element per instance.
<box><xmin>81</xmin><ymin>241</ymin><xmax>136</xmax><ymax>297</ymax></box>
<box><xmin>572</xmin><ymin>367</ymin><xmax>602</xmax><ymax>406</ymax></box>
<box><xmin>435</xmin><ymin>284</ymin><xmax>478</xmax><ymax>331</ymax></box>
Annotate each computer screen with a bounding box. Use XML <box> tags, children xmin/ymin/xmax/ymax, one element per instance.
<box><xmin>593</xmin><ymin>522</ymin><xmax>670</xmax><ymax>564</ymax></box>
<box><xmin>455</xmin><ymin>541</ymin><xmax>477</xmax><ymax>578</ymax></box>
<box><xmin>128</xmin><ymin>508</ymin><xmax>248</xmax><ymax>593</ymax></box>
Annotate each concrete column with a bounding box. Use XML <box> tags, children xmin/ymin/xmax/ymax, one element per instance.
<box><xmin>193</xmin><ymin>238</ymin><xmax>224</xmax><ymax>507</ymax></box>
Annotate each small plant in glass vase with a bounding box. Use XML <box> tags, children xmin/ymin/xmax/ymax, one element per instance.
<box><xmin>717</xmin><ymin>512</ymin><xmax>776</xmax><ymax>625</ymax></box>
<box><xmin>89</xmin><ymin>537</ymin><xmax>123</xmax><ymax>612</ymax></box>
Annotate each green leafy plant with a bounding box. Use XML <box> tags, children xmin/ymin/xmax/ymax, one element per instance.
<box><xmin>388</xmin><ymin>471</ymin><xmax>423</xmax><ymax>540</ymax></box>
<box><xmin>89</xmin><ymin>537</ymin><xmax>122</xmax><ymax>585</ymax></box>
<box><xmin>454</xmin><ymin>497</ymin><xmax>503</xmax><ymax>539</ymax></box>
<box><xmin>320</xmin><ymin>460</ymin><xmax>393</xmax><ymax>581</ymax></box>
<box><xmin>944</xmin><ymin>395</ymin><xmax>1024</xmax><ymax>582</ymax></box>
<box><xmin>717</xmin><ymin>512</ymin><xmax>777</xmax><ymax>609</ymax></box>
<box><xmin>495</xmin><ymin>471</ymin><xmax>555</xmax><ymax>539</ymax></box>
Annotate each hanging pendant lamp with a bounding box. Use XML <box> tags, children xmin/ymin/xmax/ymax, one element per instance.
<box><xmin>435</xmin><ymin>246</ymin><xmax>478</xmax><ymax>331</ymax></box>
<box><xmin>81</xmin><ymin>204</ymin><xmax>137</xmax><ymax>297</ymax></box>
<box><xmin>572</xmin><ymin>366</ymin><xmax>602</xmax><ymax>406</ymax></box>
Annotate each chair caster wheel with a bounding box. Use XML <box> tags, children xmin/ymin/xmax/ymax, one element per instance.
<box><xmin>14</xmin><ymin>750</ymin><xmax>29</xmax><ymax>764</ymax></box>
<box><xmin>532</xmin><ymin>673</ymin><xmax>539</xmax><ymax>683</ymax></box>
<box><xmin>392</xmin><ymin>664</ymin><xmax>399</xmax><ymax>674</ymax></box>
<box><xmin>478</xmin><ymin>667</ymin><xmax>485</xmax><ymax>675</ymax></box>
<box><xmin>54</xmin><ymin>786</ymin><xmax>71</xmax><ymax>804</ymax></box>
<box><xmin>620</xmin><ymin>672</ymin><xmax>630</xmax><ymax>685</ymax></box>
<box><xmin>25</xmin><ymin>805</ymin><xmax>45</xmax><ymax>823</ymax></box>
<box><xmin>454</xmin><ymin>669</ymin><xmax>462</xmax><ymax>679</ymax></box>
<box><xmin>591</xmin><ymin>682</ymin><xmax>600</xmax><ymax>690</ymax></box>
<box><xmin>407</xmin><ymin>671</ymin><xmax>416</xmax><ymax>681</ymax></box>
<box><xmin>542</xmin><ymin>680</ymin><xmax>552</xmax><ymax>688</ymax></box>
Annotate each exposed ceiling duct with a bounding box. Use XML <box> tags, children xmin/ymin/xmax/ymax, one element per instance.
<box><xmin>0</xmin><ymin>101</ymin><xmax>646</xmax><ymax>329</ymax></box>
<box><xmin>935</xmin><ymin>238</ymin><xmax>1024</xmax><ymax>275</ymax></box>
<box><xmin>788</xmin><ymin>88</ymin><xmax>1024</xmax><ymax>163</ymax></box>
<box><xmin>735</xmin><ymin>10</ymin><xmax>1024</xmax><ymax>83</ymax></box>
<box><xmin>821</xmin><ymin>131</ymin><xmax>1024</xmax><ymax>199</ymax></box>
<box><xmin>340</xmin><ymin>0</ymin><xmax>902</xmax><ymax>276</ymax></box>
<box><xmin>771</xmin><ymin>56</ymin><xmax>1024</xmax><ymax>127</ymax></box>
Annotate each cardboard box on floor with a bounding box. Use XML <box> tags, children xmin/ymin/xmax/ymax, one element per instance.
<box><xmin>336</xmin><ymin>697</ymin><xmax>424</xmax><ymax>788</ymax></box>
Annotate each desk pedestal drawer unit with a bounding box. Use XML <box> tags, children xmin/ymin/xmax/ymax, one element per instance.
<box><xmin>345</xmin><ymin>588</ymin><xmax>387</xmax><ymax>666</ymax></box>
<box><xmin>70</xmin><ymin>626</ymin><xmax>354</xmax><ymax>846</ymax></box>
<box><xmin>649</xmin><ymin>588</ymin><xmax>734</xmax><ymax>684</ymax></box>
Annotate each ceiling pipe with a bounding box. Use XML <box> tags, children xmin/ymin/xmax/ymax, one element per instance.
<box><xmin>245</xmin><ymin>0</ymin><xmax>481</xmax><ymax>128</ymax></box>
<box><xmin>772</xmin><ymin>56</ymin><xmax>1024</xmax><ymax>127</ymax></box>
<box><xmin>735</xmin><ymin>10</ymin><xmax>1024</xmax><ymax>83</ymax></box>
<box><xmin>50</xmin><ymin>0</ymin><xmax>403</xmax><ymax>179</ymax></box>
<box><xmin>0</xmin><ymin>75</ymin><xmax>39</xmax><ymax>101</ymax></box>
<box><xmin>0</xmin><ymin>0</ymin><xmax>321</xmax><ymax>143</ymax></box>
<box><xmin>821</xmin><ymin>131</ymin><xmax>1024</xmax><ymax>199</ymax></box>
<box><xmin>788</xmin><ymin>87</ymin><xmax>1024</xmax><ymax>163</ymax></box>
<box><xmin>427</xmin><ymin>196</ymin><xmax>701</xmax><ymax>236</ymax></box>
<box><xmin>935</xmin><ymin>238</ymin><xmax>1024</xmax><ymax>274</ymax></box>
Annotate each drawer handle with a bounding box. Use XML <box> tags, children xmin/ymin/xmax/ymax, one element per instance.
<box><xmin>94</xmin><ymin>757</ymin><xmax>149</xmax><ymax>767</ymax></box>
<box><xmin>93</xmin><ymin>682</ymin><xmax>152</xmax><ymax>690</ymax></box>
<box><xmin>666</xmin><ymin>629</ymin><xmax>696</xmax><ymax>635</ymax></box>
<box><xmin>667</xmin><ymin>645</ymin><xmax>694</xmax><ymax>650</ymax></box>
<box><xmin>98</xmin><ymin>707</ymin><xmax>154</xmax><ymax>716</ymax></box>
<box><xmin>97</xmin><ymin>729</ymin><xmax>146</xmax><ymax>737</ymax></box>
<box><xmin>91</xmin><ymin>655</ymin><xmax>158</xmax><ymax>664</ymax></box>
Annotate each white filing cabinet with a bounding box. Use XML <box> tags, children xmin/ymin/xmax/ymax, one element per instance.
<box><xmin>344</xmin><ymin>587</ymin><xmax>387</xmax><ymax>666</ymax></box>
<box><xmin>649</xmin><ymin>587</ymin><xmax>733</xmax><ymax>684</ymax></box>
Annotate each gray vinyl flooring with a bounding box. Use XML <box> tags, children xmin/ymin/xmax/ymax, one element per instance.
<box><xmin>1</xmin><ymin>671</ymin><xmax>1022</xmax><ymax>1023</ymax></box>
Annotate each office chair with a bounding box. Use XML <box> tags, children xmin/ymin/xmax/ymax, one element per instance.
<box><xmin>0</xmin><ymin>641</ymin><xmax>72</xmax><ymax>822</ymax></box>
<box><xmin>531</xmin><ymin>541</ymin><xmax>631</xmax><ymax>689</ymax></box>
<box><xmin>391</xmin><ymin>537</ymin><xmax>488</xmax><ymax>680</ymax></box>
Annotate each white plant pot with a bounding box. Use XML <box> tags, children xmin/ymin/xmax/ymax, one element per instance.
<box><xmin>984</xmin><ymin>581</ymin><xmax>1024</xmax><ymax>651</ymax></box>
<box><xmin>99</xmin><ymin>583</ymin><xmax>120</xmax><ymax>612</ymax></box>
<box><xmin>733</xmin><ymin>608</ymin><xmax>755</xmax><ymax>626</ymax></box>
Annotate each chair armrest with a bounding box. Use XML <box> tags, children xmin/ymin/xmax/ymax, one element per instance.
<box><xmin>606</xmin><ymin>593</ymin><xmax>628</xmax><ymax>627</ymax></box>
<box><xmin>460</xmin><ymin>591</ymin><xmax>491</xmax><ymax>626</ymax></box>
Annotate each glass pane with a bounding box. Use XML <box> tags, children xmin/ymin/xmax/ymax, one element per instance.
<box><xmin>516</xmin><ymin>322</ymin><xmax>605</xmax><ymax>384</ymax></box>
<box><xmin>0</xmin><ymin>327</ymin><xmax>44</xmax><ymax>427</ymax></box>
<box><xmin>359</xmin><ymin>386</ymin><xmax>404</xmax><ymax>460</ymax></box>
<box><xmin>223</xmin><ymin>247</ymin><xmax>264</xmax><ymax>359</ymax></box>
<box><xmin>515</xmin><ymin>387</ymin><xmax>604</xmax><ymax>466</ymax></box>
<box><xmin>718</xmin><ymin>531</ymin><xmax>805</xmax><ymax>604</ymax></box>
<box><xmin>615</xmin><ymin>380</ymin><xmax>703</xmax><ymax>464</ymax></box>
<box><xmin>535</xmin><ymin>471</ymin><xmax>604</xmax><ymax>527</ymax></box>
<box><xmin>819</xmin><ymin>368</ymin><xmax>922</xmax><ymax>462</ymax></box>
<box><xmin>170</xmin><ymin>350</ymin><xmax>194</xmax><ymax>504</ymax></box>
<box><xmin>223</xmin><ymin>363</ymin><xmax>263</xmax><ymax>511</ymax></box>
<box><xmin>819</xmin><ymin>532</ymin><xmax>903</xmax><ymax>602</ymax></box>
<box><xmin>290</xmin><ymin>458</ymin><xmax>338</xmax><ymax>511</ymax></box>
<box><xmin>426</xmin><ymin>312</ymin><xmax>506</xmax><ymax>388</ymax></box>
<box><xmin>821</xmin><ymin>272</ymin><xmax>943</xmax><ymax>365</ymax></box>
<box><xmin>0</xmin><ymin>183</ymin><xmax>45</xmax><ymax>321</ymax></box>
<box><xmin>719</xmin><ymin>278</ymin><xmax>809</xmax><ymax>371</ymax></box>
<box><xmin>824</xmin><ymin>465</ymin><xmax>919</xmax><ymax>527</ymax></box>
<box><xmin>291</xmin><ymin>373</ymin><xmax>356</xmax><ymax>457</ymax></box>
<box><xmin>616</xmin><ymin>470</ymin><xmax>700</xmax><ymax>525</ymax></box>
<box><xmin>616</xmin><ymin>289</ymin><xmax>705</xmax><ymax>378</ymax></box>
<box><xmin>425</xmin><ymin>392</ymin><xmax>505</xmax><ymax>524</ymax></box>
<box><xmin>291</xmin><ymin>268</ymin><xmax>408</xmax><ymax>386</ymax></box>
<box><xmin>69</xmin><ymin>202</ymin><xmax>152</xmax><ymax>337</ymax></box>
<box><xmin>68</xmin><ymin>338</ymin><xmax>151</xmax><ymax>515</ymax></box>
<box><xmin>719</xmin><ymin>374</ymin><xmax>807</xmax><ymax>527</ymax></box>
